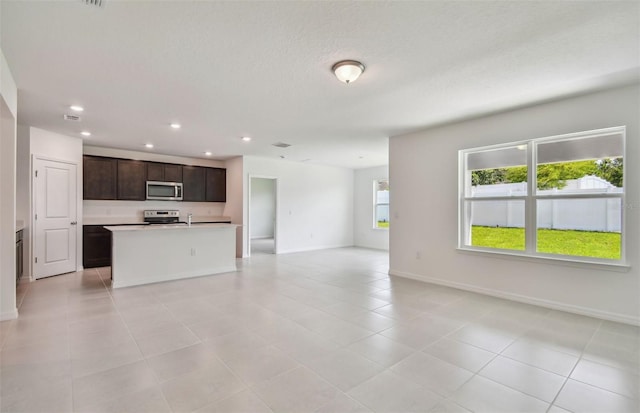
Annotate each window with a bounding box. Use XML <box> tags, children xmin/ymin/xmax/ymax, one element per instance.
<box><xmin>459</xmin><ymin>127</ymin><xmax>625</xmax><ymax>263</ymax></box>
<box><xmin>374</xmin><ymin>179</ymin><xmax>389</xmax><ymax>229</ymax></box>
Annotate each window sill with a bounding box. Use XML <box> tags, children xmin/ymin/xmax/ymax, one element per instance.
<box><xmin>372</xmin><ymin>227</ymin><xmax>389</xmax><ymax>231</ymax></box>
<box><xmin>456</xmin><ymin>247</ymin><xmax>630</xmax><ymax>273</ymax></box>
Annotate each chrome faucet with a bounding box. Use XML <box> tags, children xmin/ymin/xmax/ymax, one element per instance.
<box><xmin>187</xmin><ymin>213</ymin><xmax>192</xmax><ymax>227</ymax></box>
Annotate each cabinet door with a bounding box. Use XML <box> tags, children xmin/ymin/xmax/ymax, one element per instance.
<box><xmin>205</xmin><ymin>168</ymin><xmax>226</xmax><ymax>202</ymax></box>
<box><xmin>82</xmin><ymin>226</ymin><xmax>112</xmax><ymax>268</ymax></box>
<box><xmin>146</xmin><ymin>162</ymin><xmax>164</xmax><ymax>181</ymax></box>
<box><xmin>147</xmin><ymin>162</ymin><xmax>182</xmax><ymax>182</ymax></box>
<box><xmin>83</xmin><ymin>156</ymin><xmax>117</xmax><ymax>200</ymax></box>
<box><xmin>117</xmin><ymin>159</ymin><xmax>147</xmax><ymax>200</ymax></box>
<box><xmin>164</xmin><ymin>164</ymin><xmax>183</xmax><ymax>182</ymax></box>
<box><xmin>182</xmin><ymin>166</ymin><xmax>206</xmax><ymax>202</ymax></box>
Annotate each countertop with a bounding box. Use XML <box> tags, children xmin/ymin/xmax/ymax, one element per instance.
<box><xmin>105</xmin><ymin>223</ymin><xmax>237</xmax><ymax>232</ymax></box>
<box><xmin>84</xmin><ymin>216</ymin><xmax>232</xmax><ymax>226</ymax></box>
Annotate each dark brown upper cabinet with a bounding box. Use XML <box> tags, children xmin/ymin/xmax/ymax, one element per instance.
<box><xmin>117</xmin><ymin>159</ymin><xmax>147</xmax><ymax>200</ymax></box>
<box><xmin>205</xmin><ymin>167</ymin><xmax>226</xmax><ymax>202</ymax></box>
<box><xmin>83</xmin><ymin>156</ymin><xmax>117</xmax><ymax>200</ymax></box>
<box><xmin>83</xmin><ymin>155</ymin><xmax>225</xmax><ymax>202</ymax></box>
<box><xmin>182</xmin><ymin>165</ymin><xmax>206</xmax><ymax>202</ymax></box>
<box><xmin>147</xmin><ymin>162</ymin><xmax>183</xmax><ymax>183</ymax></box>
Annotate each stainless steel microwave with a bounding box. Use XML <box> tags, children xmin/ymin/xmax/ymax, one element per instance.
<box><xmin>146</xmin><ymin>181</ymin><xmax>183</xmax><ymax>201</ymax></box>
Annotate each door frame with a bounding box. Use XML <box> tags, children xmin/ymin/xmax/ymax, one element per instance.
<box><xmin>31</xmin><ymin>155</ymin><xmax>81</xmax><ymax>280</ymax></box>
<box><xmin>247</xmin><ymin>175</ymin><xmax>278</xmax><ymax>257</ymax></box>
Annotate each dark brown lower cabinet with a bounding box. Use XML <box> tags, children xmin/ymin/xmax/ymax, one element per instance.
<box><xmin>83</xmin><ymin>225</ymin><xmax>112</xmax><ymax>268</ymax></box>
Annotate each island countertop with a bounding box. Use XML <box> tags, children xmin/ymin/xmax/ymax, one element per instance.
<box><xmin>85</xmin><ymin>216</ymin><xmax>232</xmax><ymax>226</ymax></box>
<box><xmin>104</xmin><ymin>223</ymin><xmax>237</xmax><ymax>232</ymax></box>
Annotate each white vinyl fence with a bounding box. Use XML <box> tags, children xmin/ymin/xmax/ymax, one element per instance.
<box><xmin>471</xmin><ymin>176</ymin><xmax>622</xmax><ymax>232</ymax></box>
<box><xmin>376</xmin><ymin>190</ymin><xmax>389</xmax><ymax>222</ymax></box>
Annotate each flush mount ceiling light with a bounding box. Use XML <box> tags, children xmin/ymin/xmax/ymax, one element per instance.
<box><xmin>80</xmin><ymin>131</ymin><xmax>91</xmax><ymax>137</ymax></box>
<box><xmin>332</xmin><ymin>60</ymin><xmax>365</xmax><ymax>84</ymax></box>
<box><xmin>69</xmin><ymin>105</ymin><xmax>84</xmax><ymax>112</ymax></box>
<box><xmin>170</xmin><ymin>123</ymin><xmax>181</xmax><ymax>129</ymax></box>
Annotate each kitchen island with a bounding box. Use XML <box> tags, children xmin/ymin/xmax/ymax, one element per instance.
<box><xmin>105</xmin><ymin>223</ymin><xmax>237</xmax><ymax>288</ymax></box>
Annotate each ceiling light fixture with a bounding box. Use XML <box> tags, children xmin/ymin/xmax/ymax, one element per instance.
<box><xmin>145</xmin><ymin>143</ymin><xmax>154</xmax><ymax>149</ymax></box>
<box><xmin>170</xmin><ymin>123</ymin><xmax>181</xmax><ymax>129</ymax></box>
<box><xmin>80</xmin><ymin>131</ymin><xmax>91</xmax><ymax>137</ymax></box>
<box><xmin>204</xmin><ymin>151</ymin><xmax>212</xmax><ymax>156</ymax></box>
<box><xmin>70</xmin><ymin>105</ymin><xmax>84</xmax><ymax>112</ymax></box>
<box><xmin>332</xmin><ymin>60</ymin><xmax>365</xmax><ymax>84</ymax></box>
<box><xmin>241</xmin><ymin>136</ymin><xmax>251</xmax><ymax>142</ymax></box>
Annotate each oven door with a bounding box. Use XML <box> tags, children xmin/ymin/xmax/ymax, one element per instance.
<box><xmin>146</xmin><ymin>181</ymin><xmax>183</xmax><ymax>201</ymax></box>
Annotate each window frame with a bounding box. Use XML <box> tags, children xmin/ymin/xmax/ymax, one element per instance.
<box><xmin>373</xmin><ymin>179</ymin><xmax>390</xmax><ymax>230</ymax></box>
<box><xmin>458</xmin><ymin>126</ymin><xmax>627</xmax><ymax>267</ymax></box>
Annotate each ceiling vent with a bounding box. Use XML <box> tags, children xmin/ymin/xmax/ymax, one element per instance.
<box><xmin>83</xmin><ymin>0</ymin><xmax>104</xmax><ymax>7</ymax></box>
<box><xmin>63</xmin><ymin>114</ymin><xmax>81</xmax><ymax>121</ymax></box>
<box><xmin>272</xmin><ymin>142</ymin><xmax>291</xmax><ymax>148</ymax></box>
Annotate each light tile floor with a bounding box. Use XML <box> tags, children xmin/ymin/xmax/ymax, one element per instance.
<box><xmin>1</xmin><ymin>247</ymin><xmax>638</xmax><ymax>413</ymax></box>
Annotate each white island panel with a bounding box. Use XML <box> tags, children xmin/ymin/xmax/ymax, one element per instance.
<box><xmin>106</xmin><ymin>223</ymin><xmax>237</xmax><ymax>288</ymax></box>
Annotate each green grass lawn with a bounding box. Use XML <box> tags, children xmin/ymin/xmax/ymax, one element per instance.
<box><xmin>471</xmin><ymin>226</ymin><xmax>620</xmax><ymax>259</ymax></box>
<box><xmin>377</xmin><ymin>221</ymin><xmax>389</xmax><ymax>228</ymax></box>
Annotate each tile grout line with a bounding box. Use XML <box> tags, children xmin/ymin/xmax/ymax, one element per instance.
<box><xmin>94</xmin><ymin>266</ymin><xmax>176</xmax><ymax>413</ymax></box>
<box><xmin>545</xmin><ymin>318</ymin><xmax>603</xmax><ymax>413</ymax></box>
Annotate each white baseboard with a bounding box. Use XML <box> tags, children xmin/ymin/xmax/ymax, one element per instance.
<box><xmin>0</xmin><ymin>308</ymin><xmax>18</xmax><ymax>321</ymax></box>
<box><xmin>389</xmin><ymin>269</ymin><xmax>640</xmax><ymax>326</ymax></box>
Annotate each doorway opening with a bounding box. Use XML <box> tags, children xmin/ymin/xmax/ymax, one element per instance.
<box><xmin>249</xmin><ymin>176</ymin><xmax>277</xmax><ymax>256</ymax></box>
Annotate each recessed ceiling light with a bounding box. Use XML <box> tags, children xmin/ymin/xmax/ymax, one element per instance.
<box><xmin>170</xmin><ymin>123</ymin><xmax>181</xmax><ymax>129</ymax></box>
<box><xmin>241</xmin><ymin>136</ymin><xmax>252</xmax><ymax>142</ymax></box>
<box><xmin>69</xmin><ymin>105</ymin><xmax>84</xmax><ymax>112</ymax></box>
<box><xmin>80</xmin><ymin>131</ymin><xmax>91</xmax><ymax>137</ymax></box>
<box><xmin>204</xmin><ymin>151</ymin><xmax>212</xmax><ymax>156</ymax></box>
<box><xmin>145</xmin><ymin>143</ymin><xmax>154</xmax><ymax>149</ymax></box>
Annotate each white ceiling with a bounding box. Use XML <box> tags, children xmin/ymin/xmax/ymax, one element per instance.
<box><xmin>1</xmin><ymin>1</ymin><xmax>638</xmax><ymax>169</ymax></box>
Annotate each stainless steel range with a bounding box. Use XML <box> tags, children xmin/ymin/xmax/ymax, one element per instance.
<box><xmin>143</xmin><ymin>209</ymin><xmax>180</xmax><ymax>224</ymax></box>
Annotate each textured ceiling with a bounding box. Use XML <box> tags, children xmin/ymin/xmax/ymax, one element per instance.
<box><xmin>1</xmin><ymin>1</ymin><xmax>638</xmax><ymax>169</ymax></box>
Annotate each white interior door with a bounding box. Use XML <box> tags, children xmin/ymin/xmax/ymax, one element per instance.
<box><xmin>34</xmin><ymin>158</ymin><xmax>77</xmax><ymax>279</ymax></box>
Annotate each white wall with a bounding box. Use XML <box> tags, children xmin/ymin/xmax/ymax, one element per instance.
<box><xmin>83</xmin><ymin>146</ymin><xmax>226</xmax><ymax>168</ymax></box>
<box><xmin>243</xmin><ymin>156</ymin><xmax>354</xmax><ymax>256</ymax></box>
<box><xmin>250</xmin><ymin>178</ymin><xmax>275</xmax><ymax>239</ymax></box>
<box><xmin>16</xmin><ymin>124</ymin><xmax>30</xmax><ymax>279</ymax></box>
<box><xmin>82</xmin><ymin>146</ymin><xmax>226</xmax><ymax>221</ymax></box>
<box><xmin>223</xmin><ymin>156</ymin><xmax>244</xmax><ymax>257</ymax></box>
<box><xmin>390</xmin><ymin>83</ymin><xmax>640</xmax><ymax>324</ymax></box>
<box><xmin>29</xmin><ymin>127</ymin><xmax>84</xmax><ymax>277</ymax></box>
<box><xmin>354</xmin><ymin>165</ymin><xmax>389</xmax><ymax>250</ymax></box>
<box><xmin>0</xmin><ymin>49</ymin><xmax>18</xmax><ymax>320</ymax></box>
